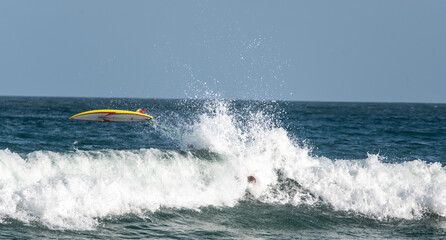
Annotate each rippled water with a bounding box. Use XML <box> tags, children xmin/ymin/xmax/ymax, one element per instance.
<box><xmin>1</xmin><ymin>96</ymin><xmax>445</xmax><ymax>239</ymax></box>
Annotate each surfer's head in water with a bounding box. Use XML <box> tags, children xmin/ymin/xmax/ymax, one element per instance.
<box><xmin>247</xmin><ymin>176</ymin><xmax>256</xmax><ymax>185</ymax></box>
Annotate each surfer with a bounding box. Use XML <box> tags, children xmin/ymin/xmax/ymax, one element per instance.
<box><xmin>247</xmin><ymin>176</ymin><xmax>256</xmax><ymax>185</ymax></box>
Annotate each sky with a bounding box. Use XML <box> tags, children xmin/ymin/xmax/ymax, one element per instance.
<box><xmin>1</xmin><ymin>0</ymin><xmax>445</xmax><ymax>103</ymax></box>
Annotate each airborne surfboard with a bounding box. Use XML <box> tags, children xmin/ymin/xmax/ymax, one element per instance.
<box><xmin>69</xmin><ymin>109</ymin><xmax>153</xmax><ymax>122</ymax></box>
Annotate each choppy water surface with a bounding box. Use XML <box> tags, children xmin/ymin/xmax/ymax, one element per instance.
<box><xmin>1</xmin><ymin>97</ymin><xmax>445</xmax><ymax>239</ymax></box>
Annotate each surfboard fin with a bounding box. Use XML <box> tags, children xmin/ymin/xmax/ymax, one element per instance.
<box><xmin>136</xmin><ymin>108</ymin><xmax>147</xmax><ymax>114</ymax></box>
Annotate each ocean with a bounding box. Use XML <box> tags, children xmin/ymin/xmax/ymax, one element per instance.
<box><xmin>0</xmin><ymin>96</ymin><xmax>445</xmax><ymax>239</ymax></box>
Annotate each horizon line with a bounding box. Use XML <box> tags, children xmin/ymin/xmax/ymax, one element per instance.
<box><xmin>1</xmin><ymin>94</ymin><xmax>445</xmax><ymax>105</ymax></box>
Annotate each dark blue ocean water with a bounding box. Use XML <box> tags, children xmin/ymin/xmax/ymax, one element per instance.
<box><xmin>1</xmin><ymin>96</ymin><xmax>446</xmax><ymax>239</ymax></box>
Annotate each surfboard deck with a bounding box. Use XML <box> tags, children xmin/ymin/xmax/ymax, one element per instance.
<box><xmin>69</xmin><ymin>109</ymin><xmax>153</xmax><ymax>122</ymax></box>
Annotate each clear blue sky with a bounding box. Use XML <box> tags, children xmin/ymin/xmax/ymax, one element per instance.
<box><xmin>1</xmin><ymin>0</ymin><xmax>445</xmax><ymax>103</ymax></box>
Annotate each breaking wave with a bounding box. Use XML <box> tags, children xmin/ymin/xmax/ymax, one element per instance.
<box><xmin>1</xmin><ymin>100</ymin><xmax>445</xmax><ymax>230</ymax></box>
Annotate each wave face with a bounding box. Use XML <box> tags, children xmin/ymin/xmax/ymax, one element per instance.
<box><xmin>0</xmin><ymin>148</ymin><xmax>248</xmax><ymax>230</ymax></box>
<box><xmin>1</xmin><ymin>99</ymin><xmax>446</xmax><ymax>231</ymax></box>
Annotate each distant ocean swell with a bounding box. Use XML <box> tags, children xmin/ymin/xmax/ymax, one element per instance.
<box><xmin>1</xmin><ymin>100</ymin><xmax>445</xmax><ymax>230</ymax></box>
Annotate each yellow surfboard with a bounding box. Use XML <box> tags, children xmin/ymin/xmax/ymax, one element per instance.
<box><xmin>69</xmin><ymin>109</ymin><xmax>153</xmax><ymax>122</ymax></box>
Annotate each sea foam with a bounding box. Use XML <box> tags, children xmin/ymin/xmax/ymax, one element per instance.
<box><xmin>1</xmin><ymin>100</ymin><xmax>445</xmax><ymax>230</ymax></box>
<box><xmin>190</xmin><ymin>100</ymin><xmax>446</xmax><ymax>219</ymax></box>
<box><xmin>0</xmin><ymin>148</ymin><xmax>246</xmax><ymax>230</ymax></box>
